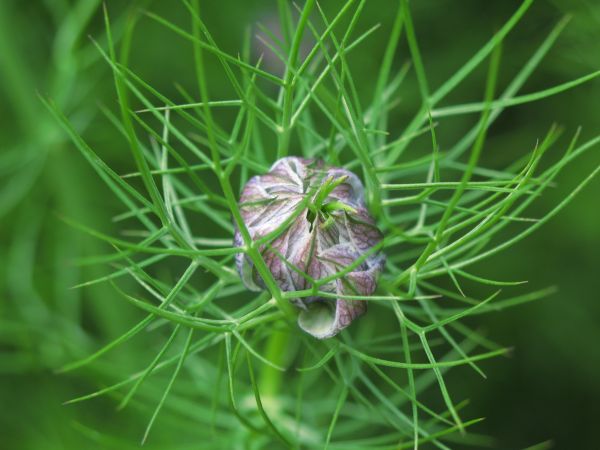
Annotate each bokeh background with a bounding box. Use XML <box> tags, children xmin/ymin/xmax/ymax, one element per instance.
<box><xmin>1</xmin><ymin>0</ymin><xmax>598</xmax><ymax>449</ymax></box>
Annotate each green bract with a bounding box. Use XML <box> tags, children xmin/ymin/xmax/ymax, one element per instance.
<box><xmin>235</xmin><ymin>157</ymin><xmax>385</xmax><ymax>338</ymax></box>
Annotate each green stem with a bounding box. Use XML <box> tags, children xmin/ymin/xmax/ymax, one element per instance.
<box><xmin>258</xmin><ymin>329</ymin><xmax>292</xmax><ymax>399</ymax></box>
<box><xmin>277</xmin><ymin>0</ymin><xmax>316</xmax><ymax>159</ymax></box>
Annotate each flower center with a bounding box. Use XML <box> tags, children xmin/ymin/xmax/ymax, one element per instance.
<box><xmin>306</xmin><ymin>175</ymin><xmax>357</xmax><ymax>232</ymax></box>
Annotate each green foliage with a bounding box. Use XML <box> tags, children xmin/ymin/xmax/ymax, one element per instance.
<box><xmin>2</xmin><ymin>1</ymin><xmax>600</xmax><ymax>449</ymax></box>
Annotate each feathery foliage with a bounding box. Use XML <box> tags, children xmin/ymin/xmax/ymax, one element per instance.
<box><xmin>26</xmin><ymin>0</ymin><xmax>600</xmax><ymax>448</ymax></box>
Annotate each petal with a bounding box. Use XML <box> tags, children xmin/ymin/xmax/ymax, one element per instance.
<box><xmin>298</xmin><ymin>246</ymin><xmax>380</xmax><ymax>338</ymax></box>
<box><xmin>298</xmin><ymin>298</ymin><xmax>367</xmax><ymax>339</ymax></box>
<box><xmin>325</xmin><ymin>167</ymin><xmax>366</xmax><ymax>207</ymax></box>
<box><xmin>233</xmin><ymin>229</ymin><xmax>262</xmax><ymax>291</ymax></box>
<box><xmin>342</xmin><ymin>210</ymin><xmax>384</xmax><ymax>255</ymax></box>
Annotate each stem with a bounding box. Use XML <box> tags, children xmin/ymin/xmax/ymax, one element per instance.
<box><xmin>259</xmin><ymin>329</ymin><xmax>292</xmax><ymax>399</ymax></box>
<box><xmin>277</xmin><ymin>0</ymin><xmax>316</xmax><ymax>159</ymax></box>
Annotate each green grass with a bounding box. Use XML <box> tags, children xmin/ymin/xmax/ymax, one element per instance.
<box><xmin>2</xmin><ymin>0</ymin><xmax>600</xmax><ymax>449</ymax></box>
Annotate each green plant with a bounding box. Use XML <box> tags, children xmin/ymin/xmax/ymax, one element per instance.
<box><xmin>42</xmin><ymin>1</ymin><xmax>599</xmax><ymax>448</ymax></box>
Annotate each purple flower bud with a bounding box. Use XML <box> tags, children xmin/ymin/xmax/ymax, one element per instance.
<box><xmin>234</xmin><ymin>157</ymin><xmax>385</xmax><ymax>339</ymax></box>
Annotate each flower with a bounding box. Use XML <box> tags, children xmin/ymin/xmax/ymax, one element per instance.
<box><xmin>234</xmin><ymin>157</ymin><xmax>385</xmax><ymax>338</ymax></box>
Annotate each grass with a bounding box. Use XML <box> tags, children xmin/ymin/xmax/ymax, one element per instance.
<box><xmin>4</xmin><ymin>0</ymin><xmax>598</xmax><ymax>449</ymax></box>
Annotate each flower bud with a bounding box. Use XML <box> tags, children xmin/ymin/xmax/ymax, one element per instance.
<box><xmin>234</xmin><ymin>157</ymin><xmax>385</xmax><ymax>338</ymax></box>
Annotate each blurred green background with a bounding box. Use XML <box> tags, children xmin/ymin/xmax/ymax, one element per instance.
<box><xmin>1</xmin><ymin>0</ymin><xmax>598</xmax><ymax>449</ymax></box>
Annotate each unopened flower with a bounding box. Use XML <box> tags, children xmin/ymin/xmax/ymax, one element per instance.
<box><xmin>234</xmin><ymin>157</ymin><xmax>385</xmax><ymax>339</ymax></box>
